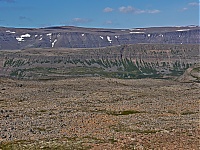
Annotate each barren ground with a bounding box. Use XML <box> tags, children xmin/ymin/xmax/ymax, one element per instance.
<box><xmin>0</xmin><ymin>77</ymin><xmax>199</xmax><ymax>149</ymax></box>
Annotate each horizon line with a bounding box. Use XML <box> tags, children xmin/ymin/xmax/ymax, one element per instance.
<box><xmin>0</xmin><ymin>24</ymin><xmax>199</xmax><ymax>30</ymax></box>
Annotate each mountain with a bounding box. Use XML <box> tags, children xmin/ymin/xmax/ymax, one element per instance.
<box><xmin>0</xmin><ymin>26</ymin><xmax>199</xmax><ymax>50</ymax></box>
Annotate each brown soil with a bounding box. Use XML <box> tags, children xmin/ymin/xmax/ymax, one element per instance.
<box><xmin>0</xmin><ymin>77</ymin><xmax>199</xmax><ymax>149</ymax></box>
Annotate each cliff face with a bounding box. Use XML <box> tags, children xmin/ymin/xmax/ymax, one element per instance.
<box><xmin>0</xmin><ymin>44</ymin><xmax>199</xmax><ymax>79</ymax></box>
<box><xmin>0</xmin><ymin>26</ymin><xmax>199</xmax><ymax>50</ymax></box>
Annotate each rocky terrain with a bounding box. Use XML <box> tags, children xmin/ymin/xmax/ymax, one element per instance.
<box><xmin>178</xmin><ymin>63</ymin><xmax>200</xmax><ymax>83</ymax></box>
<box><xmin>0</xmin><ymin>77</ymin><xmax>199</xmax><ymax>149</ymax></box>
<box><xmin>0</xmin><ymin>26</ymin><xmax>199</xmax><ymax>50</ymax></box>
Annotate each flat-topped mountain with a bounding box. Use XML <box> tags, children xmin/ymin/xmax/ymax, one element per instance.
<box><xmin>0</xmin><ymin>26</ymin><xmax>199</xmax><ymax>50</ymax></box>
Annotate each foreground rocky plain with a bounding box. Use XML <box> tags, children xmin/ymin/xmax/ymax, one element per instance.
<box><xmin>0</xmin><ymin>76</ymin><xmax>199</xmax><ymax>149</ymax></box>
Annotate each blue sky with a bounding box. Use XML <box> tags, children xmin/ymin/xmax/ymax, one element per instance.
<box><xmin>0</xmin><ymin>0</ymin><xmax>199</xmax><ymax>28</ymax></box>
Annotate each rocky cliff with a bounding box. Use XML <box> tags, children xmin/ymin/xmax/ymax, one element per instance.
<box><xmin>0</xmin><ymin>44</ymin><xmax>199</xmax><ymax>79</ymax></box>
<box><xmin>0</xmin><ymin>26</ymin><xmax>199</xmax><ymax>50</ymax></box>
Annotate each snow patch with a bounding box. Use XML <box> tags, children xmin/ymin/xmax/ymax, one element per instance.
<box><xmin>52</xmin><ymin>39</ymin><xmax>57</xmax><ymax>47</ymax></box>
<box><xmin>130</xmin><ymin>28</ymin><xmax>146</xmax><ymax>31</ymax></box>
<box><xmin>81</xmin><ymin>34</ymin><xmax>84</xmax><ymax>36</ymax></box>
<box><xmin>107</xmin><ymin>36</ymin><xmax>112</xmax><ymax>43</ymax></box>
<box><xmin>46</xmin><ymin>33</ymin><xmax>52</xmax><ymax>36</ymax></box>
<box><xmin>47</xmin><ymin>33</ymin><xmax>52</xmax><ymax>42</ymax></box>
<box><xmin>16</xmin><ymin>34</ymin><xmax>31</xmax><ymax>42</ymax></box>
<box><xmin>35</xmin><ymin>35</ymin><xmax>38</xmax><ymax>37</ymax></box>
<box><xmin>6</xmin><ymin>30</ymin><xmax>15</xmax><ymax>34</ymax></box>
<box><xmin>176</xmin><ymin>29</ymin><xmax>190</xmax><ymax>32</ymax></box>
<box><xmin>115</xmin><ymin>36</ymin><xmax>119</xmax><ymax>38</ymax></box>
<box><xmin>187</xmin><ymin>25</ymin><xmax>197</xmax><ymax>27</ymax></box>
<box><xmin>130</xmin><ymin>32</ymin><xmax>144</xmax><ymax>34</ymax></box>
<box><xmin>21</xmin><ymin>34</ymin><xmax>31</xmax><ymax>38</ymax></box>
<box><xmin>39</xmin><ymin>35</ymin><xmax>43</xmax><ymax>40</ymax></box>
<box><xmin>57</xmin><ymin>33</ymin><xmax>61</xmax><ymax>37</ymax></box>
<box><xmin>148</xmin><ymin>34</ymin><xmax>151</xmax><ymax>37</ymax></box>
<box><xmin>100</xmin><ymin>36</ymin><xmax>104</xmax><ymax>39</ymax></box>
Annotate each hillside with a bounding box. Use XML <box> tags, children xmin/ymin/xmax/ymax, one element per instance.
<box><xmin>177</xmin><ymin>63</ymin><xmax>200</xmax><ymax>83</ymax></box>
<box><xmin>0</xmin><ymin>44</ymin><xmax>199</xmax><ymax>80</ymax></box>
<box><xmin>0</xmin><ymin>26</ymin><xmax>199</xmax><ymax>50</ymax></box>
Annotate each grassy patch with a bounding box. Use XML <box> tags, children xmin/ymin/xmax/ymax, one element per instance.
<box><xmin>107</xmin><ymin>110</ymin><xmax>145</xmax><ymax>116</ymax></box>
<box><xmin>167</xmin><ymin>110</ymin><xmax>177</xmax><ymax>114</ymax></box>
<box><xmin>0</xmin><ymin>138</ymin><xmax>92</xmax><ymax>150</ymax></box>
<box><xmin>134</xmin><ymin>129</ymin><xmax>160</xmax><ymax>134</ymax></box>
<box><xmin>181</xmin><ymin>111</ymin><xmax>197</xmax><ymax>115</ymax></box>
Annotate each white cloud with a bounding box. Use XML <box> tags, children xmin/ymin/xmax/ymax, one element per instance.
<box><xmin>119</xmin><ymin>6</ymin><xmax>135</xmax><ymax>13</ymax></box>
<box><xmin>103</xmin><ymin>7</ymin><xmax>114</xmax><ymax>13</ymax></box>
<box><xmin>182</xmin><ymin>7</ymin><xmax>188</xmax><ymax>11</ymax></box>
<box><xmin>188</xmin><ymin>2</ymin><xmax>200</xmax><ymax>6</ymax></box>
<box><xmin>119</xmin><ymin>6</ymin><xmax>160</xmax><ymax>14</ymax></box>
<box><xmin>147</xmin><ymin>9</ymin><xmax>160</xmax><ymax>14</ymax></box>
<box><xmin>180</xmin><ymin>2</ymin><xmax>199</xmax><ymax>11</ymax></box>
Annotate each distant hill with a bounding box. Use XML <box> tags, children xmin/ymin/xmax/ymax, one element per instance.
<box><xmin>0</xmin><ymin>44</ymin><xmax>199</xmax><ymax>80</ymax></box>
<box><xmin>0</xmin><ymin>26</ymin><xmax>199</xmax><ymax>50</ymax></box>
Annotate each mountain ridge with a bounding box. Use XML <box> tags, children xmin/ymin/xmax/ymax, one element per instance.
<box><xmin>0</xmin><ymin>25</ymin><xmax>199</xmax><ymax>50</ymax></box>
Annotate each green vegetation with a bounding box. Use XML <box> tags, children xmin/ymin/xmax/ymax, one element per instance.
<box><xmin>0</xmin><ymin>138</ymin><xmax>92</xmax><ymax>150</ymax></box>
<box><xmin>181</xmin><ymin>111</ymin><xmax>197</xmax><ymax>115</ymax></box>
<box><xmin>133</xmin><ymin>129</ymin><xmax>160</xmax><ymax>134</ymax></box>
<box><xmin>3</xmin><ymin>43</ymin><xmax>197</xmax><ymax>80</ymax></box>
<box><xmin>6</xmin><ymin>56</ymin><xmax>189</xmax><ymax>80</ymax></box>
<box><xmin>4</xmin><ymin>58</ymin><xmax>26</xmax><ymax>67</ymax></box>
<box><xmin>10</xmin><ymin>69</ymin><xmax>25</xmax><ymax>79</ymax></box>
<box><xmin>107</xmin><ymin>110</ymin><xmax>145</xmax><ymax>116</ymax></box>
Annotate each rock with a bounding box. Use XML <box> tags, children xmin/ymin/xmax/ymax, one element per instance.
<box><xmin>16</xmin><ymin>83</ymin><xmax>23</xmax><ymax>87</ymax></box>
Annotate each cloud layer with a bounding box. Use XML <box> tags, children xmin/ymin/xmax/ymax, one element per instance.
<box><xmin>119</xmin><ymin>6</ymin><xmax>160</xmax><ymax>14</ymax></box>
<box><xmin>103</xmin><ymin>7</ymin><xmax>114</xmax><ymax>13</ymax></box>
<box><xmin>188</xmin><ymin>2</ymin><xmax>200</xmax><ymax>6</ymax></box>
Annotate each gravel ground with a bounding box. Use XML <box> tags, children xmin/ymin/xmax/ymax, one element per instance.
<box><xmin>0</xmin><ymin>77</ymin><xmax>199</xmax><ymax>149</ymax></box>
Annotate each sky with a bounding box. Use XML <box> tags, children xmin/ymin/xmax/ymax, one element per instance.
<box><xmin>0</xmin><ymin>0</ymin><xmax>199</xmax><ymax>29</ymax></box>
